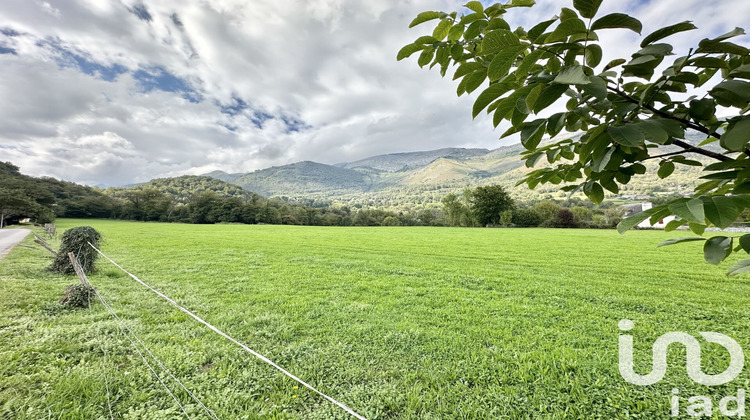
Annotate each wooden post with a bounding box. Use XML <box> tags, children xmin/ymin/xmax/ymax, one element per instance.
<box><xmin>33</xmin><ymin>232</ymin><xmax>57</xmax><ymax>255</ymax></box>
<box><xmin>67</xmin><ymin>252</ymin><xmax>91</xmax><ymax>286</ymax></box>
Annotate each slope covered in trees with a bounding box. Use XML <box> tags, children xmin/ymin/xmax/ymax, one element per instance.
<box><xmin>0</xmin><ymin>161</ymin><xmax>116</xmax><ymax>225</ymax></box>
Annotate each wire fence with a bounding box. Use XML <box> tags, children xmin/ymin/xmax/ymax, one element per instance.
<box><xmin>83</xmin><ymin>243</ymin><xmax>367</xmax><ymax>420</ymax></box>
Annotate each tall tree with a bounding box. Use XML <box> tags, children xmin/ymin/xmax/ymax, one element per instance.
<box><xmin>467</xmin><ymin>185</ymin><xmax>514</xmax><ymax>225</ymax></box>
<box><xmin>400</xmin><ymin>1</ymin><xmax>750</xmax><ymax>273</ymax></box>
<box><xmin>0</xmin><ymin>188</ymin><xmax>39</xmax><ymax>228</ymax></box>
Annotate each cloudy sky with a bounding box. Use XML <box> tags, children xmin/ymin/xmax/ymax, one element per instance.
<box><xmin>0</xmin><ymin>0</ymin><xmax>747</xmax><ymax>185</ymax></box>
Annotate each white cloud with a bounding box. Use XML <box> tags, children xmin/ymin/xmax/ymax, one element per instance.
<box><xmin>0</xmin><ymin>0</ymin><xmax>747</xmax><ymax>186</ymax></box>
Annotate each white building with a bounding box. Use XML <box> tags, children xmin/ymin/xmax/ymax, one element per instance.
<box><xmin>621</xmin><ymin>202</ymin><xmax>677</xmax><ymax>229</ymax></box>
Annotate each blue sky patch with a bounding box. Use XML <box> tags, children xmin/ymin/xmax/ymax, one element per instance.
<box><xmin>133</xmin><ymin>66</ymin><xmax>201</xmax><ymax>102</ymax></box>
<box><xmin>281</xmin><ymin>115</ymin><xmax>309</xmax><ymax>133</ymax></box>
<box><xmin>0</xmin><ymin>28</ymin><xmax>20</xmax><ymax>37</ymax></box>
<box><xmin>43</xmin><ymin>39</ymin><xmax>127</xmax><ymax>81</ymax></box>
<box><xmin>220</xmin><ymin>97</ymin><xmax>248</xmax><ymax>116</ymax></box>
<box><xmin>130</xmin><ymin>4</ymin><xmax>152</xmax><ymax>22</ymax></box>
<box><xmin>0</xmin><ymin>46</ymin><xmax>16</xmax><ymax>55</ymax></box>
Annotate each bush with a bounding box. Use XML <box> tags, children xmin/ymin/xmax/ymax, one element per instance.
<box><xmin>60</xmin><ymin>283</ymin><xmax>95</xmax><ymax>308</ymax></box>
<box><xmin>553</xmin><ymin>209</ymin><xmax>578</xmax><ymax>228</ymax></box>
<box><xmin>533</xmin><ymin>201</ymin><xmax>561</xmax><ymax>223</ymax></box>
<box><xmin>381</xmin><ymin>216</ymin><xmax>401</xmax><ymax>226</ymax></box>
<box><xmin>511</xmin><ymin>208</ymin><xmax>543</xmax><ymax>227</ymax></box>
<box><xmin>49</xmin><ymin>226</ymin><xmax>101</xmax><ymax>275</ymax></box>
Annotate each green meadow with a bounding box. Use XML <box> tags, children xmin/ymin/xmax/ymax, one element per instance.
<box><xmin>1</xmin><ymin>219</ymin><xmax>749</xmax><ymax>419</ymax></box>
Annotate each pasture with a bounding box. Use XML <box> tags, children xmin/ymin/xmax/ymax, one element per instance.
<box><xmin>1</xmin><ymin>220</ymin><xmax>749</xmax><ymax>419</ymax></box>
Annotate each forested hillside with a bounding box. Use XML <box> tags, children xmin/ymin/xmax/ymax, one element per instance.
<box><xmin>202</xmin><ymin>138</ymin><xmax>708</xmax><ymax>212</ymax></box>
<box><xmin>0</xmin><ymin>161</ymin><xmax>116</xmax><ymax>225</ymax></box>
<box><xmin>106</xmin><ymin>176</ymin><xmax>256</xmax><ymax>204</ymax></box>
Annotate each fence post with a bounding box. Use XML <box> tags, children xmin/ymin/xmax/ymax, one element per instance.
<box><xmin>67</xmin><ymin>252</ymin><xmax>91</xmax><ymax>286</ymax></box>
<box><xmin>33</xmin><ymin>232</ymin><xmax>57</xmax><ymax>255</ymax></box>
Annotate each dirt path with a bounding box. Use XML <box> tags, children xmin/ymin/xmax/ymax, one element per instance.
<box><xmin>0</xmin><ymin>229</ymin><xmax>31</xmax><ymax>261</ymax></box>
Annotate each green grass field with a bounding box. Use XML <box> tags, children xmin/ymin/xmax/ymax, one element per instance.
<box><xmin>1</xmin><ymin>220</ymin><xmax>749</xmax><ymax>419</ymax></box>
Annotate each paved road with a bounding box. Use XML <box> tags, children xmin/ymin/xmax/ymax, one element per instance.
<box><xmin>0</xmin><ymin>229</ymin><xmax>31</xmax><ymax>260</ymax></box>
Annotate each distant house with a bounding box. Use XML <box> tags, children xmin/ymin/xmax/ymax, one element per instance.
<box><xmin>621</xmin><ymin>202</ymin><xmax>676</xmax><ymax>229</ymax></box>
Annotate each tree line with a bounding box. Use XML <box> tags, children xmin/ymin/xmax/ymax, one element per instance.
<box><xmin>2</xmin><ymin>161</ymin><xmax>626</xmax><ymax>229</ymax></box>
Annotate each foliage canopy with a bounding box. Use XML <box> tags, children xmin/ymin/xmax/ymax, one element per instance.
<box><xmin>399</xmin><ymin>0</ymin><xmax>750</xmax><ymax>273</ymax></box>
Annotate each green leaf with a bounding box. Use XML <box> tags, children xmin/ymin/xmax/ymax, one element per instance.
<box><xmin>711</xmin><ymin>27</ymin><xmax>746</xmax><ymax>42</ymax></box>
<box><xmin>740</xmin><ymin>235</ymin><xmax>750</xmax><ymax>253</ymax></box>
<box><xmin>640</xmin><ymin>21</ymin><xmax>697</xmax><ymax>47</ymax></box>
<box><xmin>618</xmin><ymin>207</ymin><xmax>660</xmax><ymax>234</ymax></box>
<box><xmin>603</xmin><ymin>58</ymin><xmax>626</xmax><ymax>71</ymax></box>
<box><xmin>664</xmin><ymin>219</ymin><xmax>687</xmax><ymax>232</ymax></box>
<box><xmin>590</xmin><ymin>147</ymin><xmax>615</xmax><ymax>172</ymax></box>
<box><xmin>635</xmin><ymin>43</ymin><xmax>673</xmax><ymax>58</ymax></box>
<box><xmin>547</xmin><ymin>18</ymin><xmax>587</xmax><ymax>43</ymax></box>
<box><xmin>487</xmin><ymin>45</ymin><xmax>526</xmax><ymax>80</ymax></box>
<box><xmin>559</xmin><ymin>8</ymin><xmax>578</xmax><ymax>21</ymax></box>
<box><xmin>553</xmin><ymin>65</ymin><xmax>591</xmax><ymax>85</ymax></box>
<box><xmin>591</xmin><ymin>13</ymin><xmax>642</xmax><ymax>34</ymax></box>
<box><xmin>573</xmin><ymin>0</ymin><xmax>603</xmax><ymax>19</ymax></box>
<box><xmin>657</xmin><ymin>237</ymin><xmax>706</xmax><ymax>247</ymax></box>
<box><xmin>728</xmin><ymin>259</ymin><xmax>750</xmax><ymax>276</ymax></box>
<box><xmin>585</xmin><ymin>44</ymin><xmax>603</xmax><ymax>67</ymax></box>
<box><xmin>524</xmin><ymin>84</ymin><xmax>544</xmax><ymax>113</ymax></box>
<box><xmin>689</xmin><ymin>98</ymin><xmax>716</xmax><ymax>122</ymax></box>
<box><xmin>528</xmin><ymin>18</ymin><xmax>557</xmax><ymax>43</ymax></box>
<box><xmin>533</xmin><ymin>84</ymin><xmax>568</xmax><ymax>113</ymax></box>
<box><xmin>581</xmin><ymin>75</ymin><xmax>607</xmax><ymax>100</ymax></box>
<box><xmin>465</xmin><ymin>69</ymin><xmax>488</xmax><ymax>94</ymax></box>
<box><xmin>464</xmin><ymin>19</ymin><xmax>488</xmax><ymax>39</ymax></box>
<box><xmin>433</xmin><ymin>19</ymin><xmax>453</xmax><ymax>41</ymax></box>
<box><xmin>623</xmin><ymin>55</ymin><xmax>663</xmax><ymax>79</ymax></box>
<box><xmin>704</xmin><ymin>236</ymin><xmax>733</xmax><ymax>265</ymax></box>
<box><xmin>634</xmin><ymin>120</ymin><xmax>668</xmax><ymax>144</ymax></box>
<box><xmin>671</xmin><ymin>72</ymin><xmax>700</xmax><ymax>86</ymax></box>
<box><xmin>720</xmin><ymin>118</ymin><xmax>750</xmax><ymax>152</ymax></box>
<box><xmin>547</xmin><ymin>112</ymin><xmax>566</xmax><ymax>137</ymax></box>
<box><xmin>710</xmin><ymin>80</ymin><xmax>750</xmax><ymax>108</ymax></box>
<box><xmin>481</xmin><ymin>30</ymin><xmax>520</xmax><ymax>55</ymax></box>
<box><xmin>689</xmin><ymin>222</ymin><xmax>707</xmax><ymax>235</ymax></box>
<box><xmin>448</xmin><ymin>25</ymin><xmax>466</xmax><ymax>42</ymax></box>
<box><xmin>652</xmin><ymin>118</ymin><xmax>684</xmax><ymax>138</ymax></box>
<box><xmin>418</xmin><ymin>46</ymin><xmax>436</xmax><ymax>67</ymax></box>
<box><xmin>608</xmin><ymin>125</ymin><xmax>645</xmax><ymax>147</ymax></box>
<box><xmin>657</xmin><ymin>161</ymin><xmax>675</xmax><ymax>179</ymax></box>
<box><xmin>520</xmin><ymin>119</ymin><xmax>547</xmax><ymax>149</ymax></box>
<box><xmin>515</xmin><ymin>49</ymin><xmax>545</xmax><ymax>78</ymax></box>
<box><xmin>696</xmin><ymin>40</ymin><xmax>750</xmax><ymax>55</ymax></box>
<box><xmin>414</xmin><ymin>36</ymin><xmax>439</xmax><ymax>45</ymax></box>
<box><xmin>410</xmin><ymin>11</ymin><xmax>441</xmax><ymax>28</ymax></box>
<box><xmin>583</xmin><ymin>181</ymin><xmax>604</xmax><ymax>204</ymax></box>
<box><xmin>397</xmin><ymin>43</ymin><xmax>426</xmax><ymax>61</ymax></box>
<box><xmin>472</xmin><ymin>77</ymin><xmax>517</xmax><ymax>118</ymax></box>
<box><xmin>464</xmin><ymin>1</ymin><xmax>484</xmax><ymax>13</ymax></box>
<box><xmin>668</xmin><ymin>198</ymin><xmax>705</xmax><ymax>224</ymax></box>
<box><xmin>454</xmin><ymin>62</ymin><xmax>485</xmax><ymax>80</ymax></box>
<box><xmin>703</xmin><ymin>196</ymin><xmax>742</xmax><ymax>229</ymax></box>
<box><xmin>510</xmin><ymin>0</ymin><xmax>535</xmax><ymax>7</ymax></box>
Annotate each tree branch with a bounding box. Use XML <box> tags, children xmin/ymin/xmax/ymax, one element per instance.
<box><xmin>607</xmin><ymin>85</ymin><xmax>730</xmax><ymax>162</ymax></box>
<box><xmin>644</xmin><ymin>150</ymin><xmax>689</xmax><ymax>160</ymax></box>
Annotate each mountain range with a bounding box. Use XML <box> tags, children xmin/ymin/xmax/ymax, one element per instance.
<box><xmin>202</xmin><ymin>139</ymin><xmax>707</xmax><ymax>210</ymax></box>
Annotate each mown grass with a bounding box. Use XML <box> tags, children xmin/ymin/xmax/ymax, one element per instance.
<box><xmin>1</xmin><ymin>220</ymin><xmax>749</xmax><ymax>419</ymax></box>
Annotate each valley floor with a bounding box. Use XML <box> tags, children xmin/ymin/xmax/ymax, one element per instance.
<box><xmin>1</xmin><ymin>220</ymin><xmax>748</xmax><ymax>419</ymax></box>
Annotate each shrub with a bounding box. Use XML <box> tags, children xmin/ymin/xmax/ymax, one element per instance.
<box><xmin>511</xmin><ymin>208</ymin><xmax>543</xmax><ymax>227</ymax></box>
<box><xmin>533</xmin><ymin>201</ymin><xmax>561</xmax><ymax>223</ymax></box>
<box><xmin>60</xmin><ymin>283</ymin><xmax>95</xmax><ymax>308</ymax></box>
<box><xmin>49</xmin><ymin>226</ymin><xmax>101</xmax><ymax>275</ymax></box>
<box><xmin>553</xmin><ymin>209</ymin><xmax>578</xmax><ymax>228</ymax></box>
